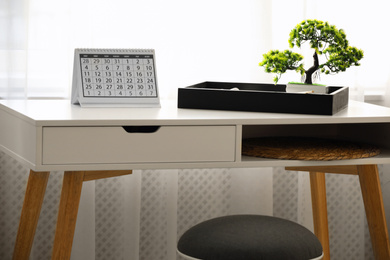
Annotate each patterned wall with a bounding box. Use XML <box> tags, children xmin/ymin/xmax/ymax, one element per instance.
<box><xmin>95</xmin><ymin>176</ymin><xmax>126</xmax><ymax>260</ymax></box>
<box><xmin>1</xmin><ymin>151</ymin><xmax>387</xmax><ymax>259</ymax></box>
<box><xmin>0</xmin><ymin>153</ymin><xmax>27</xmax><ymax>260</ymax></box>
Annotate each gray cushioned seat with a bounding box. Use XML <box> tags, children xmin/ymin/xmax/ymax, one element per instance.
<box><xmin>177</xmin><ymin>215</ymin><xmax>323</xmax><ymax>260</ymax></box>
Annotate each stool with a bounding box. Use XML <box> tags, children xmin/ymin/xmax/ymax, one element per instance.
<box><xmin>177</xmin><ymin>215</ymin><xmax>323</xmax><ymax>260</ymax></box>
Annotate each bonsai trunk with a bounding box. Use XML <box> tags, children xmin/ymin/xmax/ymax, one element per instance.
<box><xmin>304</xmin><ymin>52</ymin><xmax>319</xmax><ymax>84</ymax></box>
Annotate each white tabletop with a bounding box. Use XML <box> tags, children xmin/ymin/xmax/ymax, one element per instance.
<box><xmin>1</xmin><ymin>99</ymin><xmax>390</xmax><ymax>127</ymax></box>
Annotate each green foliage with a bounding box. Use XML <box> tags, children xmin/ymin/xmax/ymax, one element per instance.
<box><xmin>260</xmin><ymin>19</ymin><xmax>364</xmax><ymax>84</ymax></box>
<box><xmin>321</xmin><ymin>45</ymin><xmax>364</xmax><ymax>74</ymax></box>
<box><xmin>259</xmin><ymin>50</ymin><xmax>304</xmax><ymax>83</ymax></box>
<box><xmin>289</xmin><ymin>20</ymin><xmax>347</xmax><ymax>54</ymax></box>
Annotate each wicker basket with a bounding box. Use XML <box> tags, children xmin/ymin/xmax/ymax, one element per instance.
<box><xmin>242</xmin><ymin>136</ymin><xmax>380</xmax><ymax>161</ymax></box>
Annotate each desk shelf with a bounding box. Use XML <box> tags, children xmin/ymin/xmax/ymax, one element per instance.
<box><xmin>239</xmin><ymin>152</ymin><xmax>390</xmax><ymax>168</ymax></box>
<box><xmin>239</xmin><ymin>123</ymin><xmax>390</xmax><ymax>167</ymax></box>
<box><xmin>241</xmin><ymin>123</ymin><xmax>390</xmax><ymax>149</ymax></box>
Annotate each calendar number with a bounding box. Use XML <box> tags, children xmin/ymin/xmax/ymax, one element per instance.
<box><xmin>79</xmin><ymin>54</ymin><xmax>157</xmax><ymax>98</ymax></box>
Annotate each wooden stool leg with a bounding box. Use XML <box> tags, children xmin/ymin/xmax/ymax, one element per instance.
<box><xmin>51</xmin><ymin>171</ymin><xmax>85</xmax><ymax>260</ymax></box>
<box><xmin>12</xmin><ymin>170</ymin><xmax>50</xmax><ymax>260</ymax></box>
<box><xmin>310</xmin><ymin>171</ymin><xmax>330</xmax><ymax>260</ymax></box>
<box><xmin>357</xmin><ymin>165</ymin><xmax>390</xmax><ymax>260</ymax></box>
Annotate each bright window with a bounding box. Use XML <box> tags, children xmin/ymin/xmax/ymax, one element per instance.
<box><xmin>1</xmin><ymin>0</ymin><xmax>389</xmax><ymax>100</ymax></box>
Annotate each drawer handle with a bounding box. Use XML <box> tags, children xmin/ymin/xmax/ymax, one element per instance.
<box><xmin>122</xmin><ymin>126</ymin><xmax>161</xmax><ymax>133</ymax></box>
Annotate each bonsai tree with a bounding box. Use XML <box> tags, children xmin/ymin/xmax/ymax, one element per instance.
<box><xmin>260</xmin><ymin>19</ymin><xmax>364</xmax><ymax>84</ymax></box>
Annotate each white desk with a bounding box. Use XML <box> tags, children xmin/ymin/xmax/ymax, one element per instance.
<box><xmin>1</xmin><ymin>99</ymin><xmax>390</xmax><ymax>260</ymax></box>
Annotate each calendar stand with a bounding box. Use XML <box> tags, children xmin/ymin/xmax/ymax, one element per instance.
<box><xmin>71</xmin><ymin>49</ymin><xmax>160</xmax><ymax>107</ymax></box>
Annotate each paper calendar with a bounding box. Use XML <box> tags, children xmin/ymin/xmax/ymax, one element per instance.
<box><xmin>71</xmin><ymin>48</ymin><xmax>160</xmax><ymax>107</ymax></box>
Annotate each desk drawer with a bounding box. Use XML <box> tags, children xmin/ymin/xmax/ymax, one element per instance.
<box><xmin>42</xmin><ymin>125</ymin><xmax>236</xmax><ymax>165</ymax></box>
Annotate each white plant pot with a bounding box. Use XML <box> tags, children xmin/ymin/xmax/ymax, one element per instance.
<box><xmin>286</xmin><ymin>83</ymin><xmax>329</xmax><ymax>94</ymax></box>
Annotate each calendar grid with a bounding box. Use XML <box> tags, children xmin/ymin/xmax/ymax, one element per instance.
<box><xmin>79</xmin><ymin>54</ymin><xmax>158</xmax><ymax>98</ymax></box>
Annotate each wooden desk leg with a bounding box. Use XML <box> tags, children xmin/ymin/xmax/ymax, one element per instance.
<box><xmin>50</xmin><ymin>170</ymin><xmax>132</xmax><ymax>260</ymax></box>
<box><xmin>12</xmin><ymin>170</ymin><xmax>50</xmax><ymax>260</ymax></box>
<box><xmin>310</xmin><ymin>171</ymin><xmax>330</xmax><ymax>260</ymax></box>
<box><xmin>357</xmin><ymin>165</ymin><xmax>390</xmax><ymax>260</ymax></box>
<box><xmin>51</xmin><ymin>171</ymin><xmax>85</xmax><ymax>260</ymax></box>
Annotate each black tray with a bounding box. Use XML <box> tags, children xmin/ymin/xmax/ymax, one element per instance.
<box><xmin>177</xmin><ymin>82</ymin><xmax>349</xmax><ymax>115</ymax></box>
